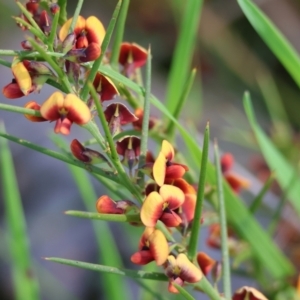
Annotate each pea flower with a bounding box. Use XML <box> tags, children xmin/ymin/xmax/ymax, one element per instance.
<box><xmin>232</xmin><ymin>286</ymin><xmax>268</xmax><ymax>300</ymax></box>
<box><xmin>59</xmin><ymin>15</ymin><xmax>105</xmax><ymax>62</ymax></box>
<box><xmin>40</xmin><ymin>91</ymin><xmax>91</xmax><ymax>135</ymax></box>
<box><xmin>92</xmin><ymin>72</ymin><xmax>119</xmax><ymax>101</ymax></box>
<box><xmin>70</xmin><ymin>139</ymin><xmax>107</xmax><ymax>164</ymax></box>
<box><xmin>141</xmin><ymin>184</ymin><xmax>185</xmax><ymax>227</ymax></box>
<box><xmin>131</xmin><ymin>227</ymin><xmax>169</xmax><ymax>266</ymax></box>
<box><xmin>119</xmin><ymin>42</ymin><xmax>148</xmax><ymax>76</ymax></box>
<box><xmin>3</xmin><ymin>59</ymin><xmax>54</xmax><ymax>99</ymax></box>
<box><xmin>165</xmin><ymin>253</ymin><xmax>203</xmax><ymax>293</ymax></box>
<box><xmin>116</xmin><ymin>136</ymin><xmax>140</xmax><ymax>172</ymax></box>
<box><xmin>153</xmin><ymin>140</ymin><xmax>188</xmax><ymax>186</ymax></box>
<box><xmin>96</xmin><ymin>195</ymin><xmax>137</xmax><ymax>215</ymax></box>
<box><xmin>105</xmin><ymin>103</ymin><xmax>138</xmax><ymax>136</ymax></box>
<box><xmin>24</xmin><ymin>101</ymin><xmax>47</xmax><ymax>122</ymax></box>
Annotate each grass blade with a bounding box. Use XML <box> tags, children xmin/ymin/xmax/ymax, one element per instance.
<box><xmin>110</xmin><ymin>0</ymin><xmax>130</xmax><ymax>67</ymax></box>
<box><xmin>188</xmin><ymin>123</ymin><xmax>209</xmax><ymax>261</ymax></box>
<box><xmin>0</xmin><ymin>123</ymin><xmax>39</xmax><ymax>300</ymax></box>
<box><xmin>237</xmin><ymin>0</ymin><xmax>300</xmax><ymax>88</ymax></box>
<box><xmin>166</xmin><ymin>68</ymin><xmax>197</xmax><ymax>140</ymax></box>
<box><xmin>243</xmin><ymin>92</ymin><xmax>300</xmax><ymax>215</ymax></box>
<box><xmin>214</xmin><ymin>141</ymin><xmax>231</xmax><ymax>299</ymax></box>
<box><xmin>164</xmin><ymin>0</ymin><xmax>203</xmax><ymax>120</ymax></box>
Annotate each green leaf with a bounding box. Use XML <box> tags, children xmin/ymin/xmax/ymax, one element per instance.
<box><xmin>0</xmin><ymin>123</ymin><xmax>40</xmax><ymax>300</ymax></box>
<box><xmin>243</xmin><ymin>92</ymin><xmax>300</xmax><ymax>215</ymax></box>
<box><xmin>237</xmin><ymin>0</ymin><xmax>300</xmax><ymax>88</ymax></box>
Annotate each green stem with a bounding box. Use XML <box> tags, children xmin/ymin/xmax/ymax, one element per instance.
<box><xmin>69</xmin><ymin>0</ymin><xmax>84</xmax><ymax>33</ymax></box>
<box><xmin>194</xmin><ymin>276</ymin><xmax>222</xmax><ymax>300</ymax></box>
<box><xmin>48</xmin><ymin>10</ymin><xmax>60</xmax><ymax>52</ymax></box>
<box><xmin>214</xmin><ymin>141</ymin><xmax>231</xmax><ymax>299</ymax></box>
<box><xmin>187</xmin><ymin>123</ymin><xmax>210</xmax><ymax>261</ymax></box>
<box><xmin>28</xmin><ymin>38</ymin><xmax>73</xmax><ymax>94</ymax></box>
<box><xmin>0</xmin><ymin>103</ymin><xmax>41</xmax><ymax>117</ymax></box>
<box><xmin>57</xmin><ymin>0</ymin><xmax>67</xmax><ymax>25</ymax></box>
<box><xmin>16</xmin><ymin>1</ymin><xmax>46</xmax><ymax>40</ymax></box>
<box><xmin>65</xmin><ymin>210</ymin><xmax>141</xmax><ymax>223</ymax></box>
<box><xmin>0</xmin><ymin>132</ymin><xmax>119</xmax><ymax>184</ymax></box>
<box><xmin>44</xmin><ymin>257</ymin><xmax>168</xmax><ymax>281</ymax></box>
<box><xmin>137</xmin><ymin>47</ymin><xmax>151</xmax><ymax>186</ymax></box>
<box><xmin>0</xmin><ymin>50</ymin><xmax>64</xmax><ymax>58</ymax></box>
<box><xmin>110</xmin><ymin>0</ymin><xmax>130</xmax><ymax>67</ymax></box>
<box><xmin>88</xmin><ymin>85</ymin><xmax>143</xmax><ymax>202</ymax></box>
<box><xmin>80</xmin><ymin>0</ymin><xmax>122</xmax><ymax>102</ymax></box>
<box><xmin>13</xmin><ymin>17</ymin><xmax>46</xmax><ymax>43</ymax></box>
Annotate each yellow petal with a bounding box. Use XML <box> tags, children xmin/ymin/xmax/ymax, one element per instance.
<box><xmin>86</xmin><ymin>16</ymin><xmax>106</xmax><ymax>45</ymax></box>
<box><xmin>148</xmin><ymin>229</ymin><xmax>169</xmax><ymax>265</ymax></box>
<box><xmin>140</xmin><ymin>191</ymin><xmax>164</xmax><ymax>227</ymax></box>
<box><xmin>59</xmin><ymin>15</ymin><xmax>86</xmax><ymax>41</ymax></box>
<box><xmin>177</xmin><ymin>253</ymin><xmax>203</xmax><ymax>283</ymax></box>
<box><xmin>161</xmin><ymin>140</ymin><xmax>174</xmax><ymax>160</ymax></box>
<box><xmin>40</xmin><ymin>91</ymin><xmax>65</xmax><ymax>120</ymax></box>
<box><xmin>12</xmin><ymin>61</ymin><xmax>32</xmax><ymax>95</ymax></box>
<box><xmin>153</xmin><ymin>151</ymin><xmax>166</xmax><ymax>186</ymax></box>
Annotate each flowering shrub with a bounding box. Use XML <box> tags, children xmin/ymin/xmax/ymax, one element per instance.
<box><xmin>0</xmin><ymin>1</ymin><xmax>300</xmax><ymax>299</ymax></box>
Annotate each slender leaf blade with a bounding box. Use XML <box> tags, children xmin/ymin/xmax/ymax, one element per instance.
<box><xmin>243</xmin><ymin>92</ymin><xmax>300</xmax><ymax>214</ymax></box>
<box><xmin>237</xmin><ymin>0</ymin><xmax>300</xmax><ymax>88</ymax></box>
<box><xmin>0</xmin><ymin>124</ymin><xmax>39</xmax><ymax>300</ymax></box>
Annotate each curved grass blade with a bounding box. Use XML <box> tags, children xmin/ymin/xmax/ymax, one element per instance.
<box><xmin>0</xmin><ymin>123</ymin><xmax>39</xmax><ymax>300</ymax></box>
<box><xmin>243</xmin><ymin>92</ymin><xmax>300</xmax><ymax>215</ymax></box>
<box><xmin>173</xmin><ymin>284</ymin><xmax>195</xmax><ymax>300</ymax></box>
<box><xmin>214</xmin><ymin>141</ymin><xmax>231</xmax><ymax>299</ymax></box>
<box><xmin>164</xmin><ymin>0</ymin><xmax>203</xmax><ymax>120</ymax></box>
<box><xmin>188</xmin><ymin>123</ymin><xmax>209</xmax><ymax>261</ymax></box>
<box><xmin>237</xmin><ymin>0</ymin><xmax>300</xmax><ymax>88</ymax></box>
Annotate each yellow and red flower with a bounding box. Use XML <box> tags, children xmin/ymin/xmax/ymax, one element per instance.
<box><xmin>40</xmin><ymin>91</ymin><xmax>91</xmax><ymax>135</ymax></box>
<box><xmin>91</xmin><ymin>72</ymin><xmax>119</xmax><ymax>101</ymax></box>
<box><xmin>59</xmin><ymin>15</ymin><xmax>105</xmax><ymax>62</ymax></box>
<box><xmin>119</xmin><ymin>42</ymin><xmax>148</xmax><ymax>76</ymax></box>
<box><xmin>70</xmin><ymin>139</ymin><xmax>106</xmax><ymax>164</ymax></box>
<box><xmin>141</xmin><ymin>184</ymin><xmax>185</xmax><ymax>227</ymax></box>
<box><xmin>164</xmin><ymin>253</ymin><xmax>203</xmax><ymax>293</ymax></box>
<box><xmin>232</xmin><ymin>286</ymin><xmax>268</xmax><ymax>300</ymax></box>
<box><xmin>131</xmin><ymin>227</ymin><xmax>169</xmax><ymax>266</ymax></box>
<box><xmin>153</xmin><ymin>140</ymin><xmax>188</xmax><ymax>187</ymax></box>
<box><xmin>24</xmin><ymin>101</ymin><xmax>47</xmax><ymax>122</ymax></box>
<box><xmin>96</xmin><ymin>195</ymin><xmax>137</xmax><ymax>215</ymax></box>
<box><xmin>3</xmin><ymin>59</ymin><xmax>54</xmax><ymax>99</ymax></box>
